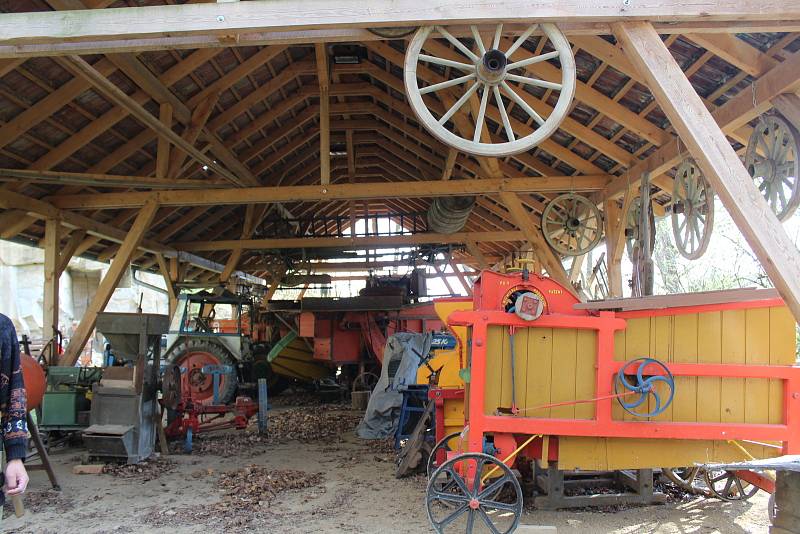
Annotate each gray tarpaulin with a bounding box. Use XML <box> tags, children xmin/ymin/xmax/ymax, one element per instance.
<box><xmin>356</xmin><ymin>332</ymin><xmax>431</xmax><ymax>439</ymax></box>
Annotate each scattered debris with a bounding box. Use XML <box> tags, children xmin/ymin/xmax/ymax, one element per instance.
<box><xmin>145</xmin><ymin>466</ymin><xmax>324</xmax><ymax>528</ymax></box>
<box><xmin>2</xmin><ymin>488</ymin><xmax>74</xmax><ymax>515</ymax></box>
<box><xmin>168</xmin><ymin>405</ymin><xmax>363</xmax><ymax>457</ymax></box>
<box><xmin>102</xmin><ymin>456</ymin><xmax>177</xmax><ymax>481</ymax></box>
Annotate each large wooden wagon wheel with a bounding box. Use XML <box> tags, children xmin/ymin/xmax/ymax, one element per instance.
<box><xmin>671</xmin><ymin>158</ymin><xmax>714</xmax><ymax>259</ymax></box>
<box><xmin>661</xmin><ymin>467</ymin><xmax>710</xmax><ymax>496</ymax></box>
<box><xmin>703</xmin><ymin>469</ymin><xmax>759</xmax><ymax>501</ymax></box>
<box><xmin>542</xmin><ymin>193</ymin><xmax>603</xmax><ymax>256</ymax></box>
<box><xmin>404</xmin><ymin>23</ymin><xmax>576</xmax><ymax>157</ymax></box>
<box><xmin>745</xmin><ymin>113</ymin><xmax>800</xmax><ymax>222</ymax></box>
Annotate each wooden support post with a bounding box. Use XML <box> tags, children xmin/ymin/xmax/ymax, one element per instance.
<box><xmin>603</xmin><ymin>193</ymin><xmax>628</xmax><ymax>298</ymax></box>
<box><xmin>772</xmin><ymin>93</ymin><xmax>800</xmax><ymax>132</ymax></box>
<box><xmin>156</xmin><ymin>253</ymin><xmax>178</xmax><ymax>318</ymax></box>
<box><xmin>57</xmin><ymin>229</ymin><xmax>86</xmax><ymax>276</ymax></box>
<box><xmin>569</xmin><ymin>254</ymin><xmax>586</xmax><ymax>283</ymax></box>
<box><xmin>43</xmin><ymin>218</ymin><xmax>60</xmax><ymax>342</ymax></box>
<box><xmin>498</xmin><ymin>191</ymin><xmax>576</xmax><ymax>296</ymax></box>
<box><xmin>465</xmin><ymin>240</ymin><xmax>488</xmax><ymax>270</ymax></box>
<box><xmin>316</xmin><ymin>43</ymin><xmax>330</xmax><ymax>185</ymax></box>
<box><xmin>220</xmin><ymin>249</ymin><xmax>243</xmax><ymax>283</ymax></box>
<box><xmin>296</xmin><ymin>283</ymin><xmax>309</xmax><ymax>301</ymax></box>
<box><xmin>346</xmin><ymin>129</ymin><xmax>357</xmax><ymax>232</ymax></box>
<box><xmin>60</xmin><ymin>198</ymin><xmax>160</xmax><ymax>366</ymax></box>
<box><xmin>156</xmin><ymin>102</ymin><xmax>172</xmax><ymax>179</ymax></box>
<box><xmin>441</xmin><ymin>148</ymin><xmax>458</xmax><ymax>181</ymax></box>
<box><xmin>614</xmin><ymin>21</ymin><xmax>800</xmax><ymax>322</ymax></box>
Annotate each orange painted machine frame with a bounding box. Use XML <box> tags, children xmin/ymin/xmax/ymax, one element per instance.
<box><xmin>446</xmin><ymin>271</ymin><xmax>800</xmax><ymax>473</ymax></box>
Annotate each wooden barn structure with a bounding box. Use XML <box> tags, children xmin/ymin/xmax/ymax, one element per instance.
<box><xmin>0</xmin><ymin>1</ymin><xmax>799</xmax><ymax>368</ymax></box>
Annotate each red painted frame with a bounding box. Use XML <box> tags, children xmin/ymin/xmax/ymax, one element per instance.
<box><xmin>447</xmin><ymin>306</ymin><xmax>800</xmax><ymax>464</ymax></box>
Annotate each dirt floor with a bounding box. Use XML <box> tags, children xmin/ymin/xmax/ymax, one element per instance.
<box><xmin>4</xmin><ymin>401</ymin><xmax>773</xmax><ymax>534</ymax></box>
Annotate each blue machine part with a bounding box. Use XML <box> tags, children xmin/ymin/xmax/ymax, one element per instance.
<box><xmin>184</xmin><ymin>426</ymin><xmax>193</xmax><ymax>453</ymax></box>
<box><xmin>615</xmin><ymin>357</ymin><xmax>675</xmax><ymax>417</ymax></box>
<box><xmin>257</xmin><ymin>377</ymin><xmax>269</xmax><ymax>435</ymax></box>
<box><xmin>482</xmin><ymin>438</ymin><xmax>497</xmax><ymax>457</ymax></box>
<box><xmin>201</xmin><ymin>364</ymin><xmax>234</xmax><ymax>405</ymax></box>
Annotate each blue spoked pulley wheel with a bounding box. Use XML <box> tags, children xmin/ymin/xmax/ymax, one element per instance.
<box><xmin>615</xmin><ymin>357</ymin><xmax>675</xmax><ymax>417</ymax></box>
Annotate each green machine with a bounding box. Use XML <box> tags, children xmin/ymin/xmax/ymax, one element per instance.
<box><xmin>40</xmin><ymin>367</ymin><xmax>103</xmax><ymax>431</ymax></box>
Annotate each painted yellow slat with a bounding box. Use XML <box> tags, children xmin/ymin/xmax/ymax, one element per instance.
<box><xmin>526</xmin><ymin>328</ymin><xmax>553</xmax><ymax>419</ymax></box>
<box><xmin>650</xmin><ymin>315</ymin><xmax>674</xmax><ymax>422</ymax></box>
<box><xmin>574</xmin><ymin>330</ymin><xmax>597</xmax><ymax>420</ymax></box>
<box><xmin>769</xmin><ymin>306</ymin><xmax>795</xmax><ymax>424</ymax></box>
<box><xmin>745</xmin><ymin>308</ymin><xmax>771</xmax><ymax>428</ymax></box>
<box><xmin>623</xmin><ymin>317</ymin><xmax>651</xmax><ymax>422</ymax></box>
<box><xmin>512</xmin><ymin>328</ymin><xmax>530</xmax><ymax>413</ymax></box>
<box><xmin>550</xmin><ymin>329</ymin><xmax>578</xmax><ymax>419</ymax></box>
<box><xmin>721</xmin><ymin>310</ymin><xmax>746</xmax><ymax>423</ymax></box>
<box><xmin>697</xmin><ymin>311</ymin><xmax>722</xmax><ymax>423</ymax></box>
<box><xmin>484</xmin><ymin>325</ymin><xmax>505</xmax><ymax>414</ymax></box>
<box><xmin>672</xmin><ymin>314</ymin><xmax>698</xmax><ymax>422</ymax></box>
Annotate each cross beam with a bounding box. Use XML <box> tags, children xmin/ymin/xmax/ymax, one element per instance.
<box><xmin>48</xmin><ymin>175</ymin><xmax>611</xmax><ymax>210</ymax></box>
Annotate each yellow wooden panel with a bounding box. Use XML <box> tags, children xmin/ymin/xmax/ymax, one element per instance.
<box><xmin>525</xmin><ymin>328</ymin><xmax>553</xmax><ymax>418</ymax></box>
<box><xmin>721</xmin><ymin>310</ymin><xmax>746</xmax><ymax>423</ymax></box>
<box><xmin>650</xmin><ymin>315</ymin><xmax>674</xmax><ymax>422</ymax></box>
<box><xmin>499</xmin><ymin>327</ymin><xmax>513</xmax><ymax>410</ymax></box>
<box><xmin>550</xmin><ymin>329</ymin><xmax>577</xmax><ymax>419</ymax></box>
<box><xmin>672</xmin><ymin>313</ymin><xmax>698</xmax><ymax>422</ymax></box>
<box><xmin>745</xmin><ymin>308</ymin><xmax>770</xmax><ymax>426</ymax></box>
<box><xmin>511</xmin><ymin>328</ymin><xmax>529</xmax><ymax>412</ymax></box>
<box><xmin>697</xmin><ymin>311</ymin><xmax>722</xmax><ymax>423</ymax></box>
<box><xmin>574</xmin><ymin>330</ymin><xmax>597</xmax><ymax>420</ymax></box>
<box><xmin>559</xmin><ymin>437</ymin><xmax>783</xmax><ymax>471</ymax></box>
<box><xmin>484</xmin><ymin>325</ymin><xmax>505</xmax><ymax>414</ymax></box>
<box><xmin>769</xmin><ymin>306</ymin><xmax>795</xmax><ymax>424</ymax></box>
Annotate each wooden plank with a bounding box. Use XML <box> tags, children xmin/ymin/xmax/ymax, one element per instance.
<box><xmin>57</xmin><ymin>55</ymin><xmax>244</xmax><ymax>186</ymax></box>
<box><xmin>465</xmin><ymin>240</ymin><xmax>488</xmax><ymax>270</ymax></box>
<box><xmin>612</xmin><ymin>22</ymin><xmax>800</xmax><ymax>324</ymax></box>
<box><xmin>576</xmin><ymin>287</ymin><xmax>782</xmax><ymax>311</ymax></box>
<box><xmin>49</xmin><ymin>175</ymin><xmax>611</xmax><ymax>210</ymax></box>
<box><xmin>43</xmin><ymin>218</ymin><xmax>60</xmax><ymax>341</ymax></box>
<box><xmin>156</xmin><ymin>102</ymin><xmax>172</xmax><ymax>179</ymax></box>
<box><xmin>771</xmin><ymin>93</ymin><xmax>800</xmax><ymax>132</ymax></box>
<box><xmin>605</xmin><ymin>44</ymin><xmax>800</xmax><ymax>199</ymax></box>
<box><xmin>57</xmin><ymin>229</ymin><xmax>86</xmax><ymax>275</ymax></box>
<box><xmin>316</xmin><ymin>43</ymin><xmax>330</xmax><ymax>185</ymax></box>
<box><xmin>721</xmin><ymin>310</ymin><xmax>746</xmax><ymax>424</ymax></box>
<box><xmin>686</xmin><ymin>33</ymin><xmax>777</xmax><ymax>77</ymax></box>
<box><xmin>550</xmin><ymin>329</ymin><xmax>577</xmax><ymax>419</ymax></box>
<box><xmin>167</xmin><ymin>90</ymin><xmax>219</xmax><ymax>178</ymax></box>
<box><xmin>176</xmin><ymin>230</ymin><xmax>523</xmax><ymax>252</ymax></box>
<box><xmin>155</xmin><ymin>253</ymin><xmax>177</xmax><ymax>318</ymax></box>
<box><xmin>769</xmin><ymin>306</ymin><xmax>795</xmax><ymax>424</ymax></box>
<box><xmin>696</xmin><ymin>311</ymin><xmax>722</xmax><ymax>423</ymax></box>
<box><xmin>1</xmin><ymin>1</ymin><xmax>794</xmax><ymax>48</ymax></box>
<box><xmin>744</xmin><ymin>307</ymin><xmax>771</xmax><ymax>425</ymax></box>
<box><xmin>440</xmin><ymin>148</ymin><xmax>458</xmax><ymax>181</ymax></box>
<box><xmin>574</xmin><ymin>330</ymin><xmax>596</xmax><ymax>419</ymax></box>
<box><xmin>60</xmin><ymin>198</ymin><xmax>160</xmax><ymax>366</ymax></box>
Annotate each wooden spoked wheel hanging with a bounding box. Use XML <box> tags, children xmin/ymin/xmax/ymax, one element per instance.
<box><xmin>542</xmin><ymin>193</ymin><xmax>603</xmax><ymax>256</ymax></box>
<box><xmin>404</xmin><ymin>23</ymin><xmax>576</xmax><ymax>157</ymax></box>
<box><xmin>625</xmin><ymin>196</ymin><xmax>655</xmax><ymax>260</ymax></box>
<box><xmin>671</xmin><ymin>159</ymin><xmax>714</xmax><ymax>260</ymax></box>
<box><xmin>745</xmin><ymin>113</ymin><xmax>800</xmax><ymax>222</ymax></box>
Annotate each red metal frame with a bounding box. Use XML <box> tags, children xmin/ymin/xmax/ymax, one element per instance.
<box><xmin>446</xmin><ymin>280</ymin><xmax>800</xmax><ymax>475</ymax></box>
<box><xmin>164</xmin><ymin>396</ymin><xmax>260</xmax><ymax>440</ymax></box>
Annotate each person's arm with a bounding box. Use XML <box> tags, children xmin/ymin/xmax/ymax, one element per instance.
<box><xmin>1</xmin><ymin>317</ymin><xmax>28</xmax><ymax>495</ymax></box>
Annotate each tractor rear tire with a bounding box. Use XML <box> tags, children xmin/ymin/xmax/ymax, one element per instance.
<box><xmin>167</xmin><ymin>340</ymin><xmax>238</xmax><ymax>405</ymax></box>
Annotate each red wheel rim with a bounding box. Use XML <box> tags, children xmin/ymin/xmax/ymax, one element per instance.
<box><xmin>175</xmin><ymin>350</ymin><xmax>227</xmax><ymax>404</ymax></box>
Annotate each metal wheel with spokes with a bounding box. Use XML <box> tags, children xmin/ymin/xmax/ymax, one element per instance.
<box><xmin>745</xmin><ymin>113</ymin><xmax>800</xmax><ymax>222</ymax></box>
<box><xmin>542</xmin><ymin>193</ymin><xmax>603</xmax><ymax>256</ymax></box>
<box><xmin>427</xmin><ymin>452</ymin><xmax>523</xmax><ymax>534</ymax></box>
<box><xmin>671</xmin><ymin>158</ymin><xmax>714</xmax><ymax>259</ymax></box>
<box><xmin>427</xmin><ymin>431</ymin><xmax>465</xmax><ymax>478</ymax></box>
<box><xmin>703</xmin><ymin>469</ymin><xmax>759</xmax><ymax>501</ymax></box>
<box><xmin>404</xmin><ymin>23</ymin><xmax>576</xmax><ymax>157</ymax></box>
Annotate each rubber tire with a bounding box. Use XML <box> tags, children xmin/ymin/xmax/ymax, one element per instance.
<box><xmin>167</xmin><ymin>339</ymin><xmax>238</xmax><ymax>405</ymax></box>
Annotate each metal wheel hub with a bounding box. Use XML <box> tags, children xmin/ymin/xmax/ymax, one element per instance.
<box><xmin>477</xmin><ymin>49</ymin><xmax>507</xmax><ymax>84</ymax></box>
<box><xmin>188</xmin><ymin>367</ymin><xmax>208</xmax><ymax>389</ymax></box>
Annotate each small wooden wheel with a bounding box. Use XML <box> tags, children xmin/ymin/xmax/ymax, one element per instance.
<box><xmin>426</xmin><ymin>452</ymin><xmax>522</xmax><ymax>534</ymax></box>
<box><xmin>352</xmin><ymin>371</ymin><xmax>379</xmax><ymax>393</ymax></box>
<box><xmin>662</xmin><ymin>467</ymin><xmax>710</xmax><ymax>496</ymax></box>
<box><xmin>404</xmin><ymin>23</ymin><xmax>576</xmax><ymax>157</ymax></box>
<box><xmin>427</xmin><ymin>431</ymin><xmax>464</xmax><ymax>478</ymax></box>
<box><xmin>542</xmin><ymin>193</ymin><xmax>603</xmax><ymax>256</ymax></box>
<box><xmin>745</xmin><ymin>113</ymin><xmax>800</xmax><ymax>221</ymax></box>
<box><xmin>704</xmin><ymin>469</ymin><xmax>759</xmax><ymax>501</ymax></box>
<box><xmin>671</xmin><ymin>159</ymin><xmax>714</xmax><ymax>259</ymax></box>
